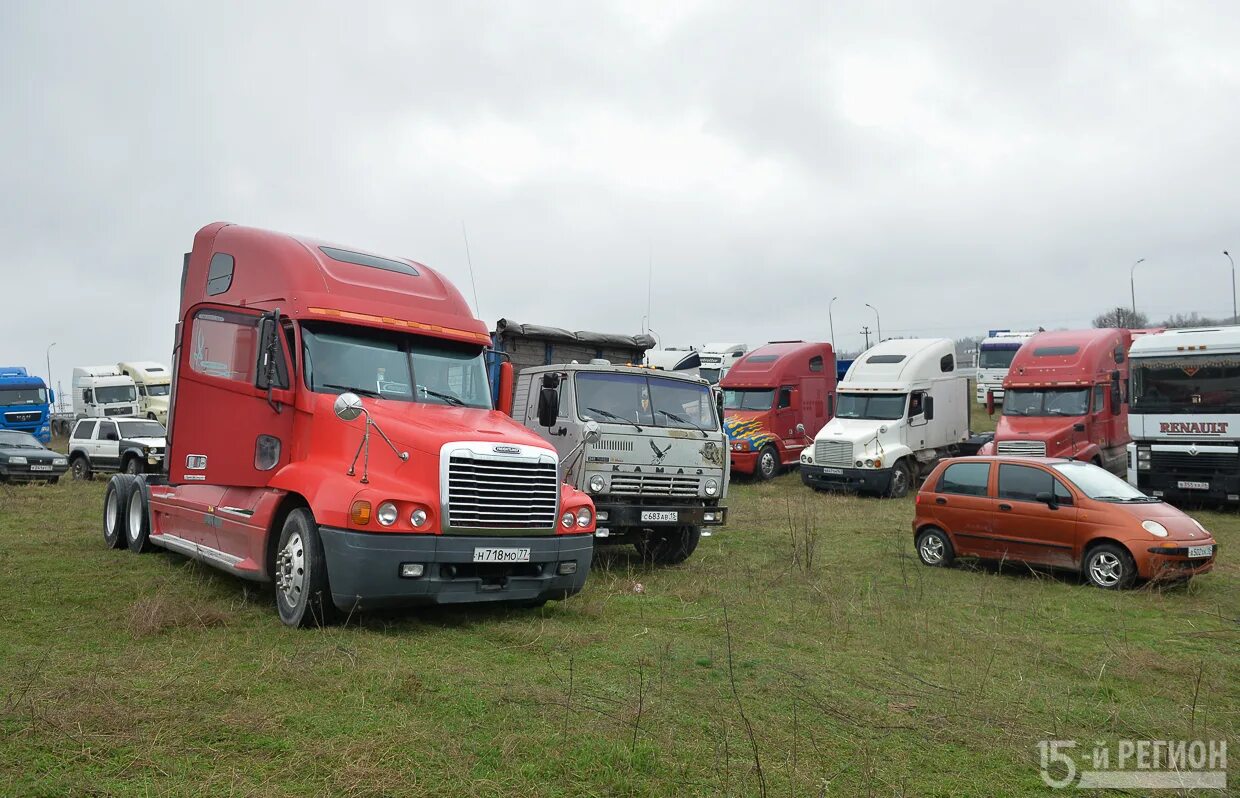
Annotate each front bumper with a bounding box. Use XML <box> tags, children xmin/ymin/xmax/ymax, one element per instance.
<box><xmin>801</xmin><ymin>463</ymin><xmax>892</xmax><ymax>494</ymax></box>
<box><xmin>595</xmin><ymin>502</ymin><xmax>727</xmax><ymax>529</ymax></box>
<box><xmin>1136</xmin><ymin>472</ymin><xmax>1240</xmax><ymax>505</ymax></box>
<box><xmin>729</xmin><ymin>450</ymin><xmax>758</xmax><ymax>474</ymax></box>
<box><xmin>317</xmin><ymin>528</ymin><xmax>593</xmax><ymax>612</ymax></box>
<box><xmin>0</xmin><ymin>462</ymin><xmax>68</xmax><ymax>480</ymax></box>
<box><xmin>1139</xmin><ymin>542</ymin><xmax>1218</xmax><ymax>580</ymax></box>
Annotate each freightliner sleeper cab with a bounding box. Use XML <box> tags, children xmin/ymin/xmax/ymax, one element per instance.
<box><xmin>102</xmin><ymin>223</ymin><xmax>596</xmax><ymax>627</ymax></box>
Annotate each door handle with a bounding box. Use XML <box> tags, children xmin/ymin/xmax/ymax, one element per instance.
<box><xmin>998</xmin><ymin>503</ymin><xmax>1012</xmax><ymax>511</ymax></box>
<box><xmin>934</xmin><ymin>497</ymin><xmax>947</xmax><ymax>505</ymax></box>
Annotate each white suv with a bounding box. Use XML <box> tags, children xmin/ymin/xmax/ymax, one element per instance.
<box><xmin>68</xmin><ymin>417</ymin><xmax>167</xmax><ymax>479</ymax></box>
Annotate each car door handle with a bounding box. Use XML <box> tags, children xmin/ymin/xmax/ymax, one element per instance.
<box><xmin>998</xmin><ymin>503</ymin><xmax>1012</xmax><ymax>511</ymax></box>
<box><xmin>934</xmin><ymin>497</ymin><xmax>947</xmax><ymax>505</ymax></box>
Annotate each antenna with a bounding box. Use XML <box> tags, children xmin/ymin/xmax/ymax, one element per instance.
<box><xmin>461</xmin><ymin>222</ymin><xmax>481</xmax><ymax>319</ymax></box>
<box><xmin>646</xmin><ymin>242</ymin><xmax>653</xmax><ymax>334</ymax></box>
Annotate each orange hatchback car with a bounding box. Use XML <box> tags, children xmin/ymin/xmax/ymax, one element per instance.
<box><xmin>913</xmin><ymin>456</ymin><xmax>1217</xmax><ymax>588</ymax></box>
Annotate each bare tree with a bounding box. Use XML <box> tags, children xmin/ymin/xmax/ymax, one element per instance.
<box><xmin>1092</xmin><ymin>306</ymin><xmax>1149</xmax><ymax>329</ymax></box>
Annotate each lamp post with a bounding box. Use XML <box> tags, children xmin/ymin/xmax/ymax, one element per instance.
<box><xmin>1129</xmin><ymin>258</ymin><xmax>1145</xmax><ymax>319</ymax></box>
<box><xmin>865</xmin><ymin>303</ymin><xmax>881</xmax><ymax>343</ymax></box>
<box><xmin>828</xmin><ymin>296</ymin><xmax>838</xmax><ymax>348</ymax></box>
<box><xmin>45</xmin><ymin>342</ymin><xmax>56</xmax><ymax>406</ymax></box>
<box><xmin>1226</xmin><ymin>251</ymin><xmax>1236</xmax><ymax>324</ymax></box>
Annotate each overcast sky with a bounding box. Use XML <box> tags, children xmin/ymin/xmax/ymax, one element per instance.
<box><xmin>3</xmin><ymin>1</ymin><xmax>1239</xmax><ymax>398</ymax></box>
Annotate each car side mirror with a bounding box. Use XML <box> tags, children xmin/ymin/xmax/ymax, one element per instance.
<box><xmin>537</xmin><ymin>373</ymin><xmax>560</xmax><ymax>428</ymax></box>
<box><xmin>796</xmin><ymin>423</ymin><xmax>806</xmax><ymax>435</ymax></box>
<box><xmin>1035</xmin><ymin>491</ymin><xmax>1058</xmax><ymax>509</ymax></box>
<box><xmin>923</xmin><ymin>396</ymin><xmax>934</xmax><ymax>421</ymax></box>
<box><xmin>333</xmin><ymin>392</ymin><xmax>365</xmax><ymax>422</ymax></box>
<box><xmin>583</xmin><ymin>420</ymin><xmax>601</xmax><ymax>443</ymax></box>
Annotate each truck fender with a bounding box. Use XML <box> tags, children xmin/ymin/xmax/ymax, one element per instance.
<box><xmin>268</xmin><ymin>462</ymin><xmax>367</xmax><ymax>530</ymax></box>
<box><xmin>977</xmin><ymin>440</ymin><xmax>995</xmax><ymax>456</ymax></box>
<box><xmin>1072</xmin><ymin>442</ymin><xmax>1103</xmax><ymax>465</ymax></box>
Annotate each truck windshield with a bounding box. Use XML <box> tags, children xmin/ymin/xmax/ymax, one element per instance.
<box><xmin>0</xmin><ymin>431</ymin><xmax>43</xmax><ymax>449</ymax></box>
<box><xmin>1053</xmin><ymin>462</ymin><xmax>1157</xmax><ymax>502</ymax></box>
<box><xmin>699</xmin><ymin>368</ymin><xmax>721</xmax><ymax>384</ymax></box>
<box><xmin>1003</xmin><ymin>388</ymin><xmax>1089</xmax><ymax>416</ymax></box>
<box><xmin>723</xmin><ymin>388</ymin><xmax>774</xmax><ymax>410</ymax></box>
<box><xmin>836</xmin><ymin>392</ymin><xmax>906</xmax><ymax>420</ymax></box>
<box><xmin>978</xmin><ymin>348</ymin><xmax>1019</xmax><ymax>369</ymax></box>
<box><xmin>0</xmin><ymin>387</ymin><xmax>47</xmax><ymax>406</ymax></box>
<box><xmin>302</xmin><ymin>322</ymin><xmax>491</xmax><ymax>409</ymax></box>
<box><xmin>1131</xmin><ymin>354</ymin><xmax>1240</xmax><ymax>414</ymax></box>
<box><xmin>117</xmin><ymin>420</ymin><xmax>166</xmax><ymax>439</ymax></box>
<box><xmin>576</xmin><ymin>372</ymin><xmax>717</xmax><ymax>430</ymax></box>
<box><xmin>146</xmin><ymin>384</ymin><xmax>171</xmax><ymax>397</ymax></box>
<box><xmin>95</xmin><ymin>385</ymin><xmax>137</xmax><ymax>404</ymax></box>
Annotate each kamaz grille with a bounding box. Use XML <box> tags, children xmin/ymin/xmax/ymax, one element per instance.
<box><xmin>1151</xmin><ymin>450</ymin><xmax>1239</xmax><ymax>476</ymax></box>
<box><xmin>103</xmin><ymin>407</ymin><xmax>129</xmax><ymax>416</ymax></box>
<box><xmin>595</xmin><ymin>438</ymin><xmax>635</xmax><ymax>452</ymax></box>
<box><xmin>4</xmin><ymin>411</ymin><xmax>40</xmax><ymax>424</ymax></box>
<box><xmin>447</xmin><ymin>455</ymin><xmax>558</xmax><ymax>529</ymax></box>
<box><xmin>610</xmin><ymin>473</ymin><xmax>699</xmax><ymax>497</ymax></box>
<box><xmin>996</xmin><ymin>440</ymin><xmax>1047</xmax><ymax>457</ymax></box>
<box><xmin>814</xmin><ymin>440</ymin><xmax>853</xmax><ymax>467</ymax></box>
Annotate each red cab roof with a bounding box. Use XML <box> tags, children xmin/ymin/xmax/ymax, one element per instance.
<box><xmin>720</xmin><ymin>341</ymin><xmax>834</xmax><ymax>388</ymax></box>
<box><xmin>1006</xmin><ymin>328</ymin><xmax>1133</xmax><ymax>388</ymax></box>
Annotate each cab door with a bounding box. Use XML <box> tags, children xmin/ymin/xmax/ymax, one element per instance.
<box><xmin>772</xmin><ymin>385</ymin><xmax>799</xmax><ymax>462</ymax></box>
<box><xmin>990</xmin><ymin>463</ymin><xmax>1079</xmax><ymax>569</ymax></box>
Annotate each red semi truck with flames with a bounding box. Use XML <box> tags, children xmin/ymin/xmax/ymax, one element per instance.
<box><xmin>101</xmin><ymin>223</ymin><xmax>596</xmax><ymax>627</ymax></box>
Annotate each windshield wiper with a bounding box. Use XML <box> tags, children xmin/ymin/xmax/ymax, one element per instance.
<box><xmin>419</xmin><ymin>387</ymin><xmax>465</xmax><ymax>407</ymax></box>
<box><xmin>656</xmin><ymin>408</ymin><xmax>708</xmax><ymax>437</ymax></box>
<box><xmin>323</xmin><ymin>383</ymin><xmax>381</xmax><ymax>398</ymax></box>
<box><xmin>586</xmin><ymin>407</ymin><xmax>642</xmax><ymax>431</ymax></box>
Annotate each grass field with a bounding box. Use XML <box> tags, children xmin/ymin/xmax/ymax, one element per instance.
<box><xmin>2</xmin><ymin>403</ymin><xmax>1235</xmax><ymax>796</ymax></box>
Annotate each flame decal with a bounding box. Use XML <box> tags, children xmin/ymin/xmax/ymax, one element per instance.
<box><xmin>724</xmin><ymin>416</ymin><xmax>777</xmax><ymax>449</ymax></box>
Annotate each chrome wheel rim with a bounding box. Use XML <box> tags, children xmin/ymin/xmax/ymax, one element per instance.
<box><xmin>760</xmin><ymin>451</ymin><xmax>776</xmax><ymax>477</ymax></box>
<box><xmin>127</xmin><ymin>492</ymin><xmax>143</xmax><ymax>541</ymax></box>
<box><xmin>105</xmin><ymin>490</ymin><xmax>118</xmax><ymax>537</ymax></box>
<box><xmin>1090</xmin><ymin>552</ymin><xmax>1122</xmax><ymax>586</ymax></box>
<box><xmin>276</xmin><ymin>531</ymin><xmax>306</xmax><ymax>605</ymax></box>
<box><xmin>73</xmin><ymin>460</ymin><xmax>85</xmax><ymax>478</ymax></box>
<box><xmin>920</xmin><ymin>535</ymin><xmax>944</xmax><ymax>564</ymax></box>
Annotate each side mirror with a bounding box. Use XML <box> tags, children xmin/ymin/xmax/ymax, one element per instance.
<box><xmin>496</xmin><ymin>361</ymin><xmax>514</xmax><ymax>417</ymax></box>
<box><xmin>537</xmin><ymin>373</ymin><xmax>560</xmax><ymax>428</ymax></box>
<box><xmin>583</xmin><ymin>420</ymin><xmax>601</xmax><ymax>443</ymax></box>
<box><xmin>796</xmin><ymin>423</ymin><xmax>806</xmax><ymax>435</ymax></box>
<box><xmin>48</xmin><ymin>389</ymin><xmax>54</xmax><ymax>404</ymax></box>
<box><xmin>255</xmin><ymin>311</ymin><xmax>289</xmax><ymax>391</ymax></box>
<box><xmin>716</xmin><ymin>390</ymin><xmax>724</xmax><ymax>421</ymax></box>
<box><xmin>1035</xmin><ymin>491</ymin><xmax>1058</xmax><ymax>509</ymax></box>
<box><xmin>986</xmin><ymin>390</ymin><xmax>995</xmax><ymax>416</ymax></box>
<box><xmin>923</xmin><ymin>396</ymin><xmax>935</xmax><ymax>421</ymax></box>
<box><xmin>1110</xmin><ymin>383</ymin><xmax>1121</xmax><ymax>414</ymax></box>
<box><xmin>334</xmin><ymin>392</ymin><xmax>365</xmax><ymax>422</ymax></box>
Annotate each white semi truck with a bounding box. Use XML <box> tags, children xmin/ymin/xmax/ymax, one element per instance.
<box><xmin>974</xmin><ymin>330</ymin><xmax>1039</xmax><ymax>404</ymax></box>
<box><xmin>697</xmin><ymin>343</ymin><xmax>748</xmax><ymax>385</ymax></box>
<box><xmin>1127</xmin><ymin>326</ymin><xmax>1240</xmax><ymax>505</ymax></box>
<box><xmin>71</xmin><ymin>366</ymin><xmax>139</xmax><ymax>420</ymax></box>
<box><xmin>799</xmin><ymin>338</ymin><xmax>970</xmax><ymax>498</ymax></box>
<box><xmin>117</xmin><ymin>361</ymin><xmax>171</xmax><ymax>424</ymax></box>
<box><xmin>513</xmin><ymin>362</ymin><xmax>729</xmax><ymax>564</ymax></box>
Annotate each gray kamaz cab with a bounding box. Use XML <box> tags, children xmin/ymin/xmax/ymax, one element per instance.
<box><xmin>514</xmin><ymin>362</ymin><xmax>729</xmax><ymax>564</ymax></box>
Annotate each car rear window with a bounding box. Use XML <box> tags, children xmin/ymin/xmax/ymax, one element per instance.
<box><xmin>73</xmin><ymin>420</ymin><xmax>97</xmax><ymax>439</ymax></box>
<box><xmin>937</xmin><ymin>462</ymin><xmax>990</xmax><ymax>496</ymax></box>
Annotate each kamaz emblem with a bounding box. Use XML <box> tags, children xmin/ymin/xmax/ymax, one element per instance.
<box><xmin>493</xmin><ymin>445</ymin><xmax>521</xmax><ymax>455</ymax></box>
<box><xmin>650</xmin><ymin>440</ymin><xmax>671</xmax><ymax>464</ymax></box>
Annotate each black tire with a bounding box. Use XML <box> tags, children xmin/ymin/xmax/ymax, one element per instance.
<box><xmin>123</xmin><ymin>455</ymin><xmax>143</xmax><ymax>476</ymax></box>
<box><xmin>1084</xmin><ymin>543</ymin><xmax>1136</xmax><ymax>590</ymax></box>
<box><xmin>274</xmin><ymin>508</ymin><xmax>338</xmax><ymax>628</ymax></box>
<box><xmin>46</xmin><ymin>477</ymin><xmax>59</xmax><ymax>485</ymax></box>
<box><xmin>147</xmin><ymin>412</ymin><xmax>157</xmax><ymax>421</ymax></box>
<box><xmin>636</xmin><ymin>525</ymin><xmax>701</xmax><ymax>565</ymax></box>
<box><xmin>102</xmin><ymin>475</ymin><xmax>136</xmax><ymax>550</ymax></box>
<box><xmin>887</xmin><ymin>459</ymin><xmax>913</xmax><ymax>499</ymax></box>
<box><xmin>126</xmin><ymin>481</ymin><xmax>154</xmax><ymax>553</ymax></box>
<box><xmin>915</xmin><ymin>527</ymin><xmax>954</xmax><ymax>567</ymax></box>
<box><xmin>71</xmin><ymin>455</ymin><xmax>92</xmax><ymax>481</ymax></box>
<box><xmin>754</xmin><ymin>445</ymin><xmax>780</xmax><ymax>481</ymax></box>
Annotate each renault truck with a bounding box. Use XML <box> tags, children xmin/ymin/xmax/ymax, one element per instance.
<box><xmin>0</xmin><ymin>367</ymin><xmax>53</xmax><ymax>444</ymax></box>
<box><xmin>800</xmin><ymin>338</ymin><xmax>969</xmax><ymax>498</ymax></box>
<box><xmin>1127</xmin><ymin>326</ymin><xmax>1240</xmax><ymax>504</ymax></box>
<box><xmin>514</xmin><ymin>362</ymin><xmax>728</xmax><ymax>563</ymax></box>
<box><xmin>101</xmin><ymin>223</ymin><xmax>596</xmax><ymax>627</ymax></box>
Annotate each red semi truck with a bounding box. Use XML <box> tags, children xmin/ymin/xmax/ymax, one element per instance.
<box><xmin>980</xmin><ymin>328</ymin><xmax>1134</xmax><ymax>475</ymax></box>
<box><xmin>721</xmin><ymin>341</ymin><xmax>836</xmax><ymax>480</ymax></box>
<box><xmin>102</xmin><ymin>223</ymin><xmax>596</xmax><ymax>627</ymax></box>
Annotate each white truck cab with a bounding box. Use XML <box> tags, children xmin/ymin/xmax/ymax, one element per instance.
<box><xmin>117</xmin><ymin>361</ymin><xmax>171</xmax><ymax>424</ymax></box>
<box><xmin>697</xmin><ymin>343</ymin><xmax>748</xmax><ymax>385</ymax></box>
<box><xmin>800</xmin><ymin>338</ymin><xmax>970</xmax><ymax>497</ymax></box>
<box><xmin>975</xmin><ymin>330</ymin><xmax>1039</xmax><ymax>404</ymax></box>
<box><xmin>71</xmin><ymin>366</ymin><xmax>139</xmax><ymax>420</ymax></box>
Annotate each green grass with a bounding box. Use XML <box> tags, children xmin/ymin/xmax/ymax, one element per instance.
<box><xmin>2</xmin><ymin>403</ymin><xmax>1234</xmax><ymax>796</ymax></box>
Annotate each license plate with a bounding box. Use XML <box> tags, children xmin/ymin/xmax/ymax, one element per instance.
<box><xmin>641</xmin><ymin>510</ymin><xmax>678</xmax><ymax>523</ymax></box>
<box><xmin>472</xmin><ymin>547</ymin><xmax>530</xmax><ymax>563</ymax></box>
<box><xmin>29</xmin><ymin>464</ymin><xmax>53</xmax><ymax>471</ymax></box>
<box><xmin>1188</xmin><ymin>545</ymin><xmax>1214</xmax><ymax>558</ymax></box>
<box><xmin>824</xmin><ymin>467</ymin><xmax>844</xmax><ymax>475</ymax></box>
<box><xmin>1178</xmin><ymin>481</ymin><xmax>1209</xmax><ymax>491</ymax></box>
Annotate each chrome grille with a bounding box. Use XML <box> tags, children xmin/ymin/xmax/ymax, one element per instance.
<box><xmin>814</xmin><ymin>440</ymin><xmax>853</xmax><ymax>467</ymax></box>
<box><xmin>4</xmin><ymin>411</ymin><xmax>40</xmax><ymax>423</ymax></box>
<box><xmin>996</xmin><ymin>440</ymin><xmax>1047</xmax><ymax>457</ymax></box>
<box><xmin>104</xmin><ymin>407</ymin><xmax>130</xmax><ymax>417</ymax></box>
<box><xmin>610</xmin><ymin>473</ymin><xmax>699</xmax><ymax>497</ymax></box>
<box><xmin>1151</xmin><ymin>450</ymin><xmax>1239</xmax><ymax>476</ymax></box>
<box><xmin>447</xmin><ymin>454</ymin><xmax>558</xmax><ymax>529</ymax></box>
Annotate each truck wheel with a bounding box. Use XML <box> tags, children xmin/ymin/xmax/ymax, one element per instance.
<box><xmin>126</xmin><ymin>482</ymin><xmax>154</xmax><ymax>553</ymax></box>
<box><xmin>1084</xmin><ymin>543</ymin><xmax>1136</xmax><ymax>590</ymax></box>
<box><xmin>71</xmin><ymin>455</ymin><xmax>92</xmax><ymax>481</ymax></box>
<box><xmin>887</xmin><ymin>460</ymin><xmax>913</xmax><ymax>498</ymax></box>
<box><xmin>636</xmin><ymin>526</ymin><xmax>701</xmax><ymax>565</ymax></box>
<box><xmin>755</xmin><ymin>445</ymin><xmax>780</xmax><ymax>481</ymax></box>
<box><xmin>147</xmin><ymin>412</ymin><xmax>157</xmax><ymax>420</ymax></box>
<box><xmin>102</xmin><ymin>475</ymin><xmax>136</xmax><ymax>550</ymax></box>
<box><xmin>916</xmin><ymin>527</ymin><xmax>954</xmax><ymax>567</ymax></box>
<box><xmin>274</xmin><ymin>509</ymin><xmax>338</xmax><ymax>628</ymax></box>
<box><xmin>124</xmin><ymin>455</ymin><xmax>143</xmax><ymax>476</ymax></box>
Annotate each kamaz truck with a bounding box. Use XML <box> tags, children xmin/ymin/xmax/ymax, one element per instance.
<box><xmin>102</xmin><ymin>223</ymin><xmax>596</xmax><ymax>627</ymax></box>
<box><xmin>514</xmin><ymin>362</ymin><xmax>728</xmax><ymax>563</ymax></box>
<box><xmin>0</xmin><ymin>367</ymin><xmax>53</xmax><ymax>444</ymax></box>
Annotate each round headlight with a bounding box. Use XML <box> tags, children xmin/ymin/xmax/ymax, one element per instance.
<box><xmin>561</xmin><ymin>511</ymin><xmax>575</xmax><ymax>529</ymax></box>
<box><xmin>588</xmin><ymin>474</ymin><xmax>606</xmax><ymax>493</ymax></box>
<box><xmin>376</xmin><ymin>501</ymin><xmax>399</xmax><ymax>526</ymax></box>
<box><xmin>576</xmin><ymin>507</ymin><xmax>592</xmax><ymax>528</ymax></box>
<box><xmin>855</xmin><ymin>460</ymin><xmax>864</xmax><ymax>468</ymax></box>
<box><xmin>1142</xmin><ymin>520</ymin><xmax>1169</xmax><ymax>538</ymax></box>
<box><xmin>864</xmin><ymin>458</ymin><xmax>874</xmax><ymax>468</ymax></box>
<box><xmin>410</xmin><ymin>508</ymin><xmax>428</xmax><ymax>528</ymax></box>
<box><xmin>705</xmin><ymin>478</ymin><xmax>719</xmax><ymax>496</ymax></box>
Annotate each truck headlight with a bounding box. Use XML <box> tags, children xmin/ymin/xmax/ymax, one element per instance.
<box><xmin>855</xmin><ymin>460</ymin><xmax>864</xmax><ymax>468</ymax></box>
<box><xmin>588</xmin><ymin>474</ymin><xmax>607</xmax><ymax>493</ymax></box>
<box><xmin>410</xmin><ymin>508</ymin><xmax>428</xmax><ymax>528</ymax></box>
<box><xmin>8</xmin><ymin>456</ymin><xmax>26</xmax><ymax>465</ymax></box>
<box><xmin>1137</xmin><ymin>446</ymin><xmax>1151</xmax><ymax>471</ymax></box>
<box><xmin>576</xmin><ymin>507</ymin><xmax>593</xmax><ymax>528</ymax></box>
<box><xmin>561</xmin><ymin>511</ymin><xmax>575</xmax><ymax>529</ymax></box>
<box><xmin>704</xmin><ymin>478</ymin><xmax>719</xmax><ymax>496</ymax></box>
<box><xmin>376</xmin><ymin>501</ymin><xmax>399</xmax><ymax>526</ymax></box>
<box><xmin>864</xmin><ymin>458</ymin><xmax>874</xmax><ymax>468</ymax></box>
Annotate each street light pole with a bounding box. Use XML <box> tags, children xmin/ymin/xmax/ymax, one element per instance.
<box><xmin>1129</xmin><ymin>258</ymin><xmax>1145</xmax><ymax>319</ymax></box>
<box><xmin>45</xmin><ymin>342</ymin><xmax>56</xmax><ymax>414</ymax></box>
<box><xmin>865</xmin><ymin>303</ymin><xmax>881</xmax><ymax>343</ymax></box>
<box><xmin>828</xmin><ymin>296</ymin><xmax>838</xmax><ymax>348</ymax></box>
<box><xmin>1225</xmin><ymin>251</ymin><xmax>1236</xmax><ymax>324</ymax></box>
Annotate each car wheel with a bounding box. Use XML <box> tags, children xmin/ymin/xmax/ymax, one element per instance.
<box><xmin>755</xmin><ymin>445</ymin><xmax>780</xmax><ymax>481</ymax></box>
<box><xmin>636</xmin><ymin>525</ymin><xmax>701</xmax><ymax>565</ymax></box>
<box><xmin>71</xmin><ymin>455</ymin><xmax>92</xmax><ymax>481</ymax></box>
<box><xmin>274</xmin><ymin>508</ymin><xmax>339</xmax><ymax>628</ymax></box>
<box><xmin>124</xmin><ymin>456</ymin><xmax>143</xmax><ymax>476</ymax></box>
<box><xmin>888</xmin><ymin>459</ymin><xmax>913</xmax><ymax>498</ymax></box>
<box><xmin>126</xmin><ymin>482</ymin><xmax>154</xmax><ymax>553</ymax></box>
<box><xmin>1084</xmin><ymin>543</ymin><xmax>1136</xmax><ymax>590</ymax></box>
<box><xmin>915</xmin><ymin>527</ymin><xmax>954</xmax><ymax>567</ymax></box>
<box><xmin>103</xmin><ymin>475</ymin><xmax>136</xmax><ymax>550</ymax></box>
